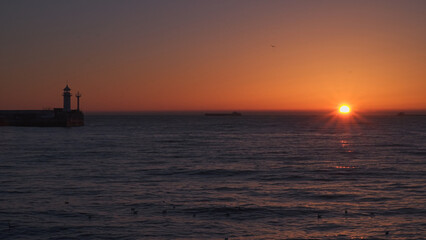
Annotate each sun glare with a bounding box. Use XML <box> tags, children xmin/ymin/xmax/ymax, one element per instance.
<box><xmin>339</xmin><ymin>105</ymin><xmax>350</xmax><ymax>114</ymax></box>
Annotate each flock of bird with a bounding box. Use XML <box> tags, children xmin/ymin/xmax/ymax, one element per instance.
<box><xmin>4</xmin><ymin>201</ymin><xmax>392</xmax><ymax>239</ymax></box>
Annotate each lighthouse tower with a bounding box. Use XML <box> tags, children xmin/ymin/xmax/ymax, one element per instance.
<box><xmin>63</xmin><ymin>85</ymin><xmax>72</xmax><ymax>112</ymax></box>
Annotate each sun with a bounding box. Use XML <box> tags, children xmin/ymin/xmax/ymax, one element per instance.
<box><xmin>339</xmin><ymin>105</ymin><xmax>350</xmax><ymax>114</ymax></box>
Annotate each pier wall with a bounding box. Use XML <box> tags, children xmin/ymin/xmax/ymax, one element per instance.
<box><xmin>0</xmin><ymin>109</ymin><xmax>84</xmax><ymax>127</ymax></box>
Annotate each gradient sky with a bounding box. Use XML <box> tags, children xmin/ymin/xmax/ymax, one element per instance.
<box><xmin>1</xmin><ymin>0</ymin><xmax>425</xmax><ymax>112</ymax></box>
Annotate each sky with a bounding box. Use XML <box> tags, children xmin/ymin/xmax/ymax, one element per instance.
<box><xmin>1</xmin><ymin>0</ymin><xmax>425</xmax><ymax>112</ymax></box>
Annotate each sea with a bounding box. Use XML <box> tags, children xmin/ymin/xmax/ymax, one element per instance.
<box><xmin>0</xmin><ymin>113</ymin><xmax>425</xmax><ymax>239</ymax></box>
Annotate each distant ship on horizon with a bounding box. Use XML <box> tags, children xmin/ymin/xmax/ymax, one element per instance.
<box><xmin>0</xmin><ymin>85</ymin><xmax>84</xmax><ymax>127</ymax></box>
<box><xmin>205</xmin><ymin>111</ymin><xmax>242</xmax><ymax>116</ymax></box>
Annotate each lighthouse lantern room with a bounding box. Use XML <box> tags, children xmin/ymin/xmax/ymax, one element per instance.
<box><xmin>63</xmin><ymin>85</ymin><xmax>72</xmax><ymax>112</ymax></box>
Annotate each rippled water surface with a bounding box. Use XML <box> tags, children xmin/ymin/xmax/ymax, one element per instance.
<box><xmin>1</xmin><ymin>114</ymin><xmax>425</xmax><ymax>239</ymax></box>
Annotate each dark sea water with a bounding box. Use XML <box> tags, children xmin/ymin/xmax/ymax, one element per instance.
<box><xmin>1</xmin><ymin>113</ymin><xmax>425</xmax><ymax>239</ymax></box>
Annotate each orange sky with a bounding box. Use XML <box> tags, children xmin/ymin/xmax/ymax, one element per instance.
<box><xmin>0</xmin><ymin>1</ymin><xmax>425</xmax><ymax>112</ymax></box>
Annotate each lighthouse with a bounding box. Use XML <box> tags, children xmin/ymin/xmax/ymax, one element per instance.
<box><xmin>63</xmin><ymin>85</ymin><xmax>72</xmax><ymax>112</ymax></box>
<box><xmin>0</xmin><ymin>85</ymin><xmax>84</xmax><ymax>127</ymax></box>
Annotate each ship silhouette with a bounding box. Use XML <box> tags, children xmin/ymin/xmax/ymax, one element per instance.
<box><xmin>205</xmin><ymin>111</ymin><xmax>242</xmax><ymax>116</ymax></box>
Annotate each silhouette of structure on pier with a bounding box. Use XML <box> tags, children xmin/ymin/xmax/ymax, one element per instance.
<box><xmin>0</xmin><ymin>85</ymin><xmax>84</xmax><ymax>127</ymax></box>
<box><xmin>63</xmin><ymin>84</ymin><xmax>72</xmax><ymax>112</ymax></box>
<box><xmin>76</xmin><ymin>91</ymin><xmax>82</xmax><ymax>111</ymax></box>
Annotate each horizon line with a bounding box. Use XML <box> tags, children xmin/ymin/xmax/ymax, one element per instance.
<box><xmin>83</xmin><ymin>109</ymin><xmax>426</xmax><ymax>115</ymax></box>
